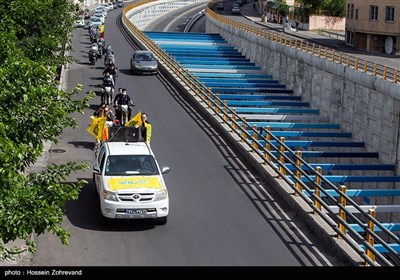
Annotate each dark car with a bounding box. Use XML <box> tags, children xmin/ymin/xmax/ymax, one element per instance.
<box><xmin>130</xmin><ymin>50</ymin><xmax>158</xmax><ymax>75</ymax></box>
<box><xmin>117</xmin><ymin>0</ymin><xmax>124</xmax><ymax>8</ymax></box>
<box><xmin>216</xmin><ymin>3</ymin><xmax>224</xmax><ymax>10</ymax></box>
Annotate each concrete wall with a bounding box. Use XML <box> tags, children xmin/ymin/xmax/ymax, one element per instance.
<box><xmin>205</xmin><ymin>14</ymin><xmax>400</xmax><ymax>219</ymax></box>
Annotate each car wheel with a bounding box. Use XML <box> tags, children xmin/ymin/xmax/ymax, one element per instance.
<box><xmin>155</xmin><ymin>216</ymin><xmax>167</xmax><ymax>225</ymax></box>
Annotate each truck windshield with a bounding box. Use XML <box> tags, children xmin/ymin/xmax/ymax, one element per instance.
<box><xmin>105</xmin><ymin>155</ymin><xmax>159</xmax><ymax>176</ymax></box>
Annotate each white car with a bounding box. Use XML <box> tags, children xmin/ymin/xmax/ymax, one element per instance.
<box><xmin>89</xmin><ymin>16</ymin><xmax>102</xmax><ymax>28</ymax></box>
<box><xmin>93</xmin><ymin>12</ymin><xmax>105</xmax><ymax>24</ymax></box>
<box><xmin>75</xmin><ymin>19</ymin><xmax>85</xmax><ymax>28</ymax></box>
<box><xmin>103</xmin><ymin>3</ymin><xmax>114</xmax><ymax>11</ymax></box>
<box><xmin>93</xmin><ymin>127</ymin><xmax>170</xmax><ymax>225</ymax></box>
<box><xmin>94</xmin><ymin>7</ymin><xmax>107</xmax><ymax>17</ymax></box>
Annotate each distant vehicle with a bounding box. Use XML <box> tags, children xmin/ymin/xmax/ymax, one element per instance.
<box><xmin>75</xmin><ymin>19</ymin><xmax>85</xmax><ymax>28</ymax></box>
<box><xmin>112</xmin><ymin>1</ymin><xmax>118</xmax><ymax>9</ymax></box>
<box><xmin>130</xmin><ymin>50</ymin><xmax>158</xmax><ymax>75</ymax></box>
<box><xmin>89</xmin><ymin>17</ymin><xmax>103</xmax><ymax>28</ymax></box>
<box><xmin>216</xmin><ymin>3</ymin><xmax>224</xmax><ymax>10</ymax></box>
<box><xmin>93</xmin><ymin>12</ymin><xmax>105</xmax><ymax>24</ymax></box>
<box><xmin>117</xmin><ymin>0</ymin><xmax>124</xmax><ymax>8</ymax></box>
<box><xmin>231</xmin><ymin>6</ymin><xmax>241</xmax><ymax>14</ymax></box>
<box><xmin>102</xmin><ymin>3</ymin><xmax>114</xmax><ymax>11</ymax></box>
<box><xmin>235</xmin><ymin>0</ymin><xmax>243</xmax><ymax>6</ymax></box>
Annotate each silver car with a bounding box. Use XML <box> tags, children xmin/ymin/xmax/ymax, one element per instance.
<box><xmin>130</xmin><ymin>50</ymin><xmax>158</xmax><ymax>75</ymax></box>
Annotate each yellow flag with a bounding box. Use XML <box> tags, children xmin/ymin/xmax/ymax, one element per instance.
<box><xmin>87</xmin><ymin>116</ymin><xmax>106</xmax><ymax>140</ymax></box>
<box><xmin>126</xmin><ymin>111</ymin><xmax>142</xmax><ymax>127</ymax></box>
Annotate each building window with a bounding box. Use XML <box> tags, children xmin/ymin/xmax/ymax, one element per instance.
<box><xmin>370</xmin><ymin>5</ymin><xmax>378</xmax><ymax>21</ymax></box>
<box><xmin>386</xmin><ymin>6</ymin><xmax>394</xmax><ymax>22</ymax></box>
<box><xmin>355</xmin><ymin>9</ymin><xmax>358</xmax><ymax>19</ymax></box>
<box><xmin>350</xmin><ymin>4</ymin><xmax>354</xmax><ymax>19</ymax></box>
<box><xmin>347</xmin><ymin>4</ymin><xmax>354</xmax><ymax>19</ymax></box>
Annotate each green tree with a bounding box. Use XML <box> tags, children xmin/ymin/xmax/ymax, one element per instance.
<box><xmin>323</xmin><ymin>0</ymin><xmax>346</xmax><ymax>17</ymax></box>
<box><xmin>0</xmin><ymin>0</ymin><xmax>94</xmax><ymax>257</ymax></box>
<box><xmin>297</xmin><ymin>0</ymin><xmax>346</xmax><ymax>17</ymax></box>
<box><xmin>277</xmin><ymin>0</ymin><xmax>289</xmax><ymax>18</ymax></box>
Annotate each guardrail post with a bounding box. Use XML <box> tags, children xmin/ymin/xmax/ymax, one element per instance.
<box><xmin>289</xmin><ymin>38</ymin><xmax>292</xmax><ymax>48</ymax></box>
<box><xmin>265</xmin><ymin>126</ymin><xmax>271</xmax><ymax>162</ymax></box>
<box><xmin>306</xmin><ymin>42</ymin><xmax>309</xmax><ymax>53</ymax></box>
<box><xmin>311</xmin><ymin>43</ymin><xmax>315</xmax><ymax>55</ymax></box>
<box><xmin>195</xmin><ymin>78</ymin><xmax>201</xmax><ymax>96</ymax></box>
<box><xmin>295</xmin><ymin>151</ymin><xmax>302</xmax><ymax>194</ymax></box>
<box><xmin>223</xmin><ymin>100</ymin><xmax>229</xmax><ymax>121</ymax></box>
<box><xmin>331</xmin><ymin>49</ymin><xmax>335</xmax><ymax>62</ymax></box>
<box><xmin>339</xmin><ymin>51</ymin><xmax>343</xmax><ymax>64</ymax></box>
<box><xmin>383</xmin><ymin>66</ymin><xmax>388</xmax><ymax>80</ymax></box>
<box><xmin>299</xmin><ymin>40</ymin><xmax>303</xmax><ymax>51</ymax></box>
<box><xmin>373</xmin><ymin>63</ymin><xmax>378</xmax><ymax>76</ymax></box>
<box><xmin>317</xmin><ymin>46</ymin><xmax>321</xmax><ymax>57</ymax></box>
<box><xmin>346</xmin><ymin>55</ymin><xmax>351</xmax><ymax>66</ymax></box>
<box><xmin>338</xmin><ymin>185</ymin><xmax>347</xmax><ymax>237</ymax></box>
<box><xmin>241</xmin><ymin>116</ymin><xmax>247</xmax><ymax>140</ymax></box>
<box><xmin>201</xmin><ymin>87</ymin><xmax>207</xmax><ymax>101</ymax></box>
<box><xmin>215</xmin><ymin>94</ymin><xmax>220</xmax><ymax>114</ymax></box>
<box><xmin>313</xmin><ymin>166</ymin><xmax>322</xmax><ymax>214</ymax></box>
<box><xmin>208</xmin><ymin>90</ymin><xmax>214</xmax><ymax>109</ymax></box>
<box><xmin>232</xmin><ymin>108</ymin><xmax>237</xmax><ymax>130</ymax></box>
<box><xmin>252</xmin><ymin>125</ymin><xmax>259</xmax><ymax>150</ymax></box>
<box><xmin>394</xmin><ymin>68</ymin><xmax>398</xmax><ymax>83</ymax></box>
<box><xmin>324</xmin><ymin>47</ymin><xmax>328</xmax><ymax>59</ymax></box>
<box><xmin>365</xmin><ymin>209</ymin><xmax>376</xmax><ymax>265</ymax></box>
<box><xmin>279</xmin><ymin>137</ymin><xmax>286</xmax><ymax>176</ymax></box>
<box><xmin>355</xmin><ymin>57</ymin><xmax>359</xmax><ymax>70</ymax></box>
<box><xmin>363</xmin><ymin>59</ymin><xmax>368</xmax><ymax>73</ymax></box>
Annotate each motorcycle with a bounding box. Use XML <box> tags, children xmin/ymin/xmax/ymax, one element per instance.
<box><xmin>104</xmin><ymin>53</ymin><xmax>116</xmax><ymax>67</ymax></box>
<box><xmin>114</xmin><ymin>104</ymin><xmax>134</xmax><ymax>126</ymax></box>
<box><xmin>89</xmin><ymin>50</ymin><xmax>97</xmax><ymax>65</ymax></box>
<box><xmin>101</xmin><ymin>86</ymin><xmax>113</xmax><ymax>105</ymax></box>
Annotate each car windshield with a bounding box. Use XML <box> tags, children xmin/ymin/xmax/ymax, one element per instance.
<box><xmin>105</xmin><ymin>155</ymin><xmax>159</xmax><ymax>176</ymax></box>
<box><xmin>136</xmin><ymin>53</ymin><xmax>155</xmax><ymax>62</ymax></box>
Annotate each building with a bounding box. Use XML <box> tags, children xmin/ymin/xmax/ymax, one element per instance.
<box><xmin>345</xmin><ymin>0</ymin><xmax>400</xmax><ymax>55</ymax></box>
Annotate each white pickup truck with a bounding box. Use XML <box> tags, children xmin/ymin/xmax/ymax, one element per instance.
<box><xmin>93</xmin><ymin>127</ymin><xmax>169</xmax><ymax>225</ymax></box>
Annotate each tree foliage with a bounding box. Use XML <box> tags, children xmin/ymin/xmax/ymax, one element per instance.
<box><xmin>276</xmin><ymin>0</ymin><xmax>289</xmax><ymax>17</ymax></box>
<box><xmin>0</xmin><ymin>0</ymin><xmax>94</xmax><ymax>256</ymax></box>
<box><xmin>297</xmin><ymin>0</ymin><xmax>346</xmax><ymax>17</ymax></box>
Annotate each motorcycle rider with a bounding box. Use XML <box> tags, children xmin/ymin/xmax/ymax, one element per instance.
<box><xmin>97</xmin><ymin>38</ymin><xmax>106</xmax><ymax>56</ymax></box>
<box><xmin>114</xmin><ymin>88</ymin><xmax>135</xmax><ymax>125</ymax></box>
<box><xmin>103</xmin><ymin>63</ymin><xmax>118</xmax><ymax>83</ymax></box>
<box><xmin>89</xmin><ymin>42</ymin><xmax>100</xmax><ymax>64</ymax></box>
<box><xmin>102</xmin><ymin>73</ymin><xmax>115</xmax><ymax>104</ymax></box>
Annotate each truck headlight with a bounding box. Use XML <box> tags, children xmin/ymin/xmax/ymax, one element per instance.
<box><xmin>154</xmin><ymin>190</ymin><xmax>168</xmax><ymax>201</ymax></box>
<box><xmin>102</xmin><ymin>190</ymin><xmax>118</xmax><ymax>201</ymax></box>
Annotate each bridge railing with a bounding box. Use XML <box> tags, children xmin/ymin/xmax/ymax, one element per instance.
<box><xmin>122</xmin><ymin>0</ymin><xmax>400</xmax><ymax>266</ymax></box>
<box><xmin>207</xmin><ymin>6</ymin><xmax>399</xmax><ymax>85</ymax></box>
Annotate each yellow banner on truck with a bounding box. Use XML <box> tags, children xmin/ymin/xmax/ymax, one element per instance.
<box><xmin>108</xmin><ymin>176</ymin><xmax>162</xmax><ymax>191</ymax></box>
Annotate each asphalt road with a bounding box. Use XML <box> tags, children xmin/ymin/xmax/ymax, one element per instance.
<box><xmin>30</xmin><ymin>7</ymin><xmax>345</xmax><ymax>266</ymax></box>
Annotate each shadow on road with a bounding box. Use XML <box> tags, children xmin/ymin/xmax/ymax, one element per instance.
<box><xmin>65</xmin><ymin>180</ymin><xmax>156</xmax><ymax>232</ymax></box>
<box><xmin>68</xmin><ymin>141</ymin><xmax>95</xmax><ymax>150</ymax></box>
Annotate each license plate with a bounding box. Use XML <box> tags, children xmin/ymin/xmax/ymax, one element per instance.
<box><xmin>126</xmin><ymin>209</ymin><xmax>147</xmax><ymax>215</ymax></box>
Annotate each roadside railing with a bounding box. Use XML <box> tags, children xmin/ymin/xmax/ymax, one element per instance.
<box><xmin>207</xmin><ymin>7</ymin><xmax>399</xmax><ymax>85</ymax></box>
<box><xmin>122</xmin><ymin>0</ymin><xmax>400</xmax><ymax>266</ymax></box>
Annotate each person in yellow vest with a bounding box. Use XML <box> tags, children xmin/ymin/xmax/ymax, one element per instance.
<box><xmin>139</xmin><ymin>113</ymin><xmax>152</xmax><ymax>144</ymax></box>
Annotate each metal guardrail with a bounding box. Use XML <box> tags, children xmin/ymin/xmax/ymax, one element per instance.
<box><xmin>206</xmin><ymin>7</ymin><xmax>399</xmax><ymax>85</ymax></box>
<box><xmin>122</xmin><ymin>0</ymin><xmax>400</xmax><ymax>266</ymax></box>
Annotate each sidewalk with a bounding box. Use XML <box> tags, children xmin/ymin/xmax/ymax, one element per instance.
<box><xmin>239</xmin><ymin>2</ymin><xmax>400</xmax><ymax>65</ymax></box>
